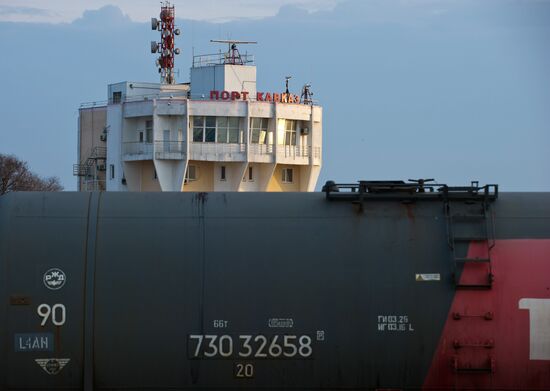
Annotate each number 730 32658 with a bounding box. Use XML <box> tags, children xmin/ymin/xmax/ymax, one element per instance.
<box><xmin>188</xmin><ymin>334</ymin><xmax>313</xmax><ymax>359</ymax></box>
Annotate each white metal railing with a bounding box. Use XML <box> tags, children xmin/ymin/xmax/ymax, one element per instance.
<box><xmin>190</xmin><ymin>142</ymin><xmax>246</xmax><ymax>157</ymax></box>
<box><xmin>154</xmin><ymin>141</ymin><xmax>186</xmax><ymax>159</ymax></box>
<box><xmin>277</xmin><ymin>145</ymin><xmax>311</xmax><ymax>158</ymax></box>
<box><xmin>274</xmin><ymin>145</ymin><xmax>322</xmax><ymax>159</ymax></box>
<box><xmin>192</xmin><ymin>52</ymin><xmax>254</xmax><ymax>68</ymax></box>
<box><xmin>248</xmin><ymin>143</ymin><xmax>274</xmax><ymax>155</ymax></box>
<box><xmin>122</xmin><ymin>142</ymin><xmax>153</xmax><ymax>156</ymax></box>
<box><xmin>313</xmin><ymin>146</ymin><xmax>321</xmax><ymax>159</ymax></box>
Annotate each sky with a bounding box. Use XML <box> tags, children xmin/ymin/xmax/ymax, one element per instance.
<box><xmin>0</xmin><ymin>0</ymin><xmax>549</xmax><ymax>191</ymax></box>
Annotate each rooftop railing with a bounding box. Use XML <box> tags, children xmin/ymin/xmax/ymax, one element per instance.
<box><xmin>192</xmin><ymin>52</ymin><xmax>254</xmax><ymax>68</ymax></box>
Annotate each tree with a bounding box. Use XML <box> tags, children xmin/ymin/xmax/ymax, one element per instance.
<box><xmin>0</xmin><ymin>154</ymin><xmax>63</xmax><ymax>195</ymax></box>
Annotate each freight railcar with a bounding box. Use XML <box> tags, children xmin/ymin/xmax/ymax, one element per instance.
<box><xmin>1</xmin><ymin>181</ymin><xmax>549</xmax><ymax>390</ymax></box>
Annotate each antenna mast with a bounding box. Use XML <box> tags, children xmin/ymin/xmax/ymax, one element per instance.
<box><xmin>151</xmin><ymin>1</ymin><xmax>181</xmax><ymax>84</ymax></box>
<box><xmin>210</xmin><ymin>40</ymin><xmax>257</xmax><ymax>65</ymax></box>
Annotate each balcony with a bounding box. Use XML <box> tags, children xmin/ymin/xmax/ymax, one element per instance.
<box><xmin>154</xmin><ymin>141</ymin><xmax>186</xmax><ymax>160</ymax></box>
<box><xmin>249</xmin><ymin>143</ymin><xmax>274</xmax><ymax>163</ymax></box>
<box><xmin>276</xmin><ymin>145</ymin><xmax>322</xmax><ymax>165</ymax></box>
<box><xmin>122</xmin><ymin>142</ymin><xmax>153</xmax><ymax>161</ymax></box>
<box><xmin>189</xmin><ymin>142</ymin><xmax>246</xmax><ymax>162</ymax></box>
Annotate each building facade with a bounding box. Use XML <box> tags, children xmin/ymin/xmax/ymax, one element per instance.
<box><xmin>75</xmin><ymin>50</ymin><xmax>322</xmax><ymax>192</ymax></box>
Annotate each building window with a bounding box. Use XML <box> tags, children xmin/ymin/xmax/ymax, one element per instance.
<box><xmin>284</xmin><ymin>120</ymin><xmax>297</xmax><ymax>146</ymax></box>
<box><xmin>146</xmin><ymin>120</ymin><xmax>153</xmax><ymax>142</ymax></box>
<box><xmin>112</xmin><ymin>91</ymin><xmax>122</xmax><ymax>104</ymax></box>
<box><xmin>185</xmin><ymin>165</ymin><xmax>198</xmax><ymax>182</ymax></box>
<box><xmin>205</xmin><ymin>117</ymin><xmax>216</xmax><ymax>142</ymax></box>
<box><xmin>217</xmin><ymin>117</ymin><xmax>240</xmax><ymax>143</ymax></box>
<box><xmin>220</xmin><ymin>166</ymin><xmax>226</xmax><ymax>181</ymax></box>
<box><xmin>139</xmin><ymin>131</ymin><xmax>144</xmax><ymax>142</ymax></box>
<box><xmin>250</xmin><ymin>118</ymin><xmax>269</xmax><ymax>144</ymax></box>
<box><xmin>192</xmin><ymin>117</ymin><xmax>204</xmax><ymax>142</ymax></box>
<box><xmin>192</xmin><ymin>116</ymin><xmax>240</xmax><ymax>143</ymax></box>
<box><xmin>248</xmin><ymin>166</ymin><xmax>253</xmax><ymax>181</ymax></box>
<box><xmin>282</xmin><ymin>168</ymin><xmax>293</xmax><ymax>183</ymax></box>
<box><xmin>110</xmin><ymin>164</ymin><xmax>115</xmax><ymax>179</ymax></box>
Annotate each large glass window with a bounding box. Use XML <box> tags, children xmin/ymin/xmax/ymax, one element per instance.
<box><xmin>250</xmin><ymin>118</ymin><xmax>269</xmax><ymax>144</ymax></box>
<box><xmin>145</xmin><ymin>120</ymin><xmax>153</xmax><ymax>142</ymax></box>
<box><xmin>216</xmin><ymin>117</ymin><xmax>240</xmax><ymax>143</ymax></box>
<box><xmin>228</xmin><ymin>117</ymin><xmax>240</xmax><ymax>143</ymax></box>
<box><xmin>284</xmin><ymin>120</ymin><xmax>297</xmax><ymax>146</ymax></box>
<box><xmin>192</xmin><ymin>116</ymin><xmax>240</xmax><ymax>143</ymax></box>
<box><xmin>193</xmin><ymin>117</ymin><xmax>204</xmax><ymax>142</ymax></box>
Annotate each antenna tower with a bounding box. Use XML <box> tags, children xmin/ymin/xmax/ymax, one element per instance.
<box><xmin>151</xmin><ymin>1</ymin><xmax>181</xmax><ymax>84</ymax></box>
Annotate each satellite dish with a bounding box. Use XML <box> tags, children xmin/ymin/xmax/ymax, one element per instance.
<box><xmin>150</xmin><ymin>41</ymin><xmax>159</xmax><ymax>53</ymax></box>
<box><xmin>151</xmin><ymin>18</ymin><xmax>158</xmax><ymax>30</ymax></box>
<box><xmin>174</xmin><ymin>48</ymin><xmax>181</xmax><ymax>55</ymax></box>
<box><xmin>175</xmin><ymin>28</ymin><xmax>181</xmax><ymax>35</ymax></box>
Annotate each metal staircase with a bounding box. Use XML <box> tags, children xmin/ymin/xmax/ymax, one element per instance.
<box><xmin>73</xmin><ymin>147</ymin><xmax>107</xmax><ymax>191</ymax></box>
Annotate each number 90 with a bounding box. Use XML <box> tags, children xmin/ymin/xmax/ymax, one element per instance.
<box><xmin>37</xmin><ymin>303</ymin><xmax>66</xmax><ymax>326</ymax></box>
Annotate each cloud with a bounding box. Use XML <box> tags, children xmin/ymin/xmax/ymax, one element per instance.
<box><xmin>0</xmin><ymin>5</ymin><xmax>58</xmax><ymax>22</ymax></box>
<box><xmin>0</xmin><ymin>0</ymin><xmax>344</xmax><ymax>24</ymax></box>
<box><xmin>71</xmin><ymin>5</ymin><xmax>132</xmax><ymax>28</ymax></box>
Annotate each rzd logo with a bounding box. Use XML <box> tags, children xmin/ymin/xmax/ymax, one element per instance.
<box><xmin>43</xmin><ymin>268</ymin><xmax>66</xmax><ymax>290</ymax></box>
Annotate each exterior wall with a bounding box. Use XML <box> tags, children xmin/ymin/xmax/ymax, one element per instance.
<box><xmin>223</xmin><ymin>65</ymin><xmax>256</xmax><ymax>97</ymax></box>
<box><xmin>106</xmin><ymin>104</ymin><xmax>125</xmax><ymax>191</ymax></box>
<box><xmin>239</xmin><ymin>163</ymin><xmax>262</xmax><ymax>192</ymax></box>
<box><xmin>213</xmin><ymin>162</ymin><xmax>246</xmax><ymax>191</ymax></box>
<box><xmin>190</xmin><ymin>64</ymin><xmax>257</xmax><ymax>100</ymax></box>
<box><xmin>140</xmin><ymin>161</ymin><xmax>161</xmax><ymax>191</ymax></box>
<box><xmin>122</xmin><ymin>161</ymin><xmax>161</xmax><ymax>192</ymax></box>
<box><xmin>267</xmin><ymin>164</ymin><xmax>301</xmax><ymax>192</ymax></box>
<box><xmin>189</xmin><ymin>66</ymin><xmax>225</xmax><ymax>99</ymax></box>
<box><xmin>77</xmin><ymin>107</ymin><xmax>107</xmax><ymax>190</ymax></box>
<box><xmin>183</xmin><ymin>161</ymin><xmax>214</xmax><ymax>192</ymax></box>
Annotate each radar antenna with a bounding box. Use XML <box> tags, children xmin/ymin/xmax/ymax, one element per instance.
<box><xmin>210</xmin><ymin>39</ymin><xmax>257</xmax><ymax>65</ymax></box>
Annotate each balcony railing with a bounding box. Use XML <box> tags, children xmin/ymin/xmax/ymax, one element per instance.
<box><xmin>122</xmin><ymin>142</ymin><xmax>153</xmax><ymax>159</ymax></box>
<box><xmin>189</xmin><ymin>142</ymin><xmax>246</xmax><ymax>161</ymax></box>
<box><xmin>276</xmin><ymin>145</ymin><xmax>309</xmax><ymax>158</ymax></box>
<box><xmin>154</xmin><ymin>141</ymin><xmax>186</xmax><ymax>160</ymax></box>
<box><xmin>249</xmin><ymin>143</ymin><xmax>274</xmax><ymax>155</ymax></box>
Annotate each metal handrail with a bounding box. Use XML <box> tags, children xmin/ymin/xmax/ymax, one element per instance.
<box><xmin>276</xmin><ymin>145</ymin><xmax>312</xmax><ymax>158</ymax></box>
<box><xmin>249</xmin><ymin>144</ymin><xmax>274</xmax><ymax>155</ymax></box>
<box><xmin>323</xmin><ymin>180</ymin><xmax>499</xmax><ymax>201</ymax></box>
<box><xmin>153</xmin><ymin>141</ymin><xmax>185</xmax><ymax>153</ymax></box>
<box><xmin>122</xmin><ymin>142</ymin><xmax>153</xmax><ymax>155</ymax></box>
<box><xmin>189</xmin><ymin>142</ymin><xmax>246</xmax><ymax>156</ymax></box>
<box><xmin>192</xmin><ymin>52</ymin><xmax>254</xmax><ymax>67</ymax></box>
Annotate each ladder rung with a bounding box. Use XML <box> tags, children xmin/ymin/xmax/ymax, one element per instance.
<box><xmin>454</xmin><ymin>236</ymin><xmax>487</xmax><ymax>242</ymax></box>
<box><xmin>455</xmin><ymin>257</ymin><xmax>491</xmax><ymax>263</ymax></box>
<box><xmin>456</xmin><ymin>283</ymin><xmax>492</xmax><ymax>289</ymax></box>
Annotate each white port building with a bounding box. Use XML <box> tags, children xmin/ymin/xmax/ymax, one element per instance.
<box><xmin>75</xmin><ymin>48</ymin><xmax>322</xmax><ymax>192</ymax></box>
